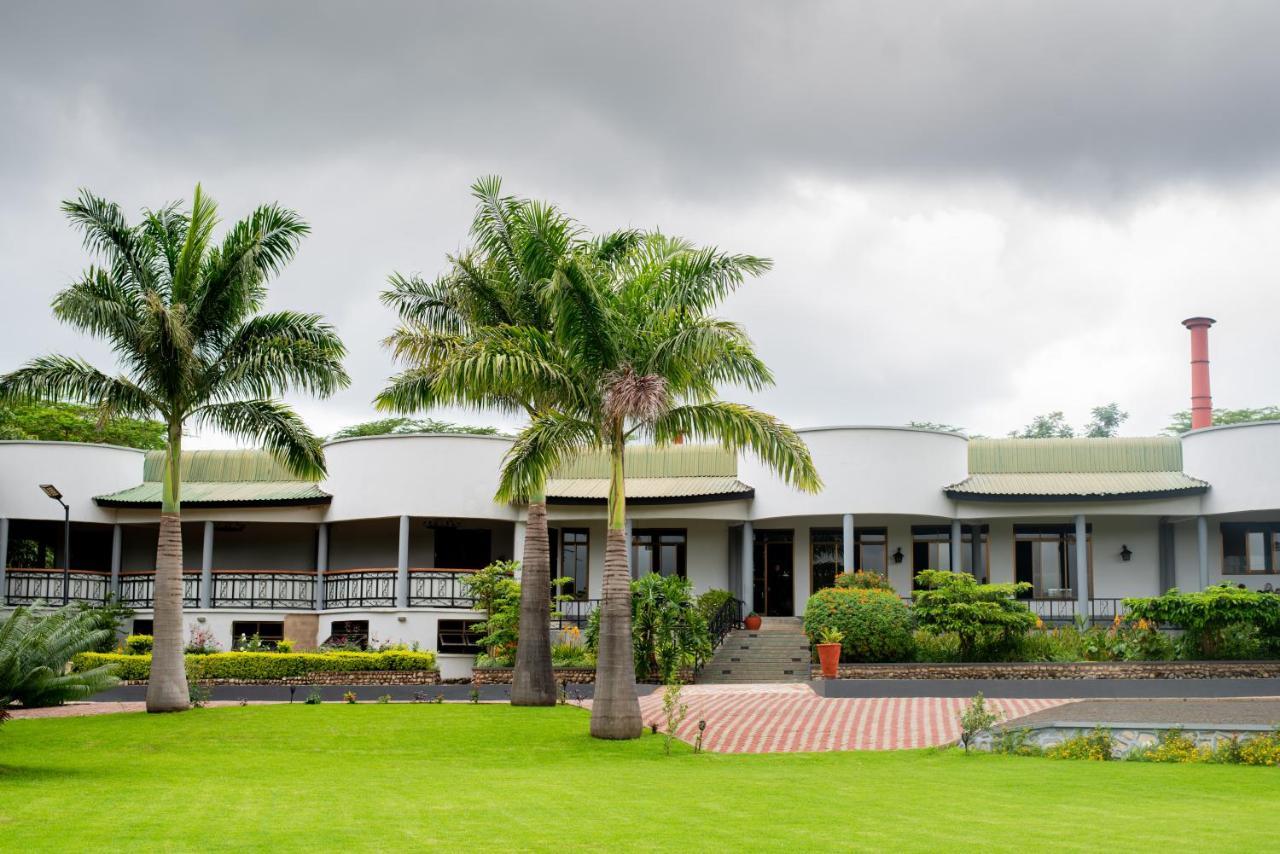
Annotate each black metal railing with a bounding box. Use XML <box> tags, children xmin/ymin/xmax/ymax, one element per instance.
<box><xmin>4</xmin><ymin>569</ymin><xmax>109</xmax><ymax>606</ymax></box>
<box><xmin>695</xmin><ymin>596</ymin><xmax>744</xmax><ymax>673</ymax></box>
<box><xmin>552</xmin><ymin>598</ymin><xmax>601</xmax><ymax>631</ymax></box>
<box><xmin>1023</xmin><ymin>597</ymin><xmax>1128</xmax><ymax>623</ymax></box>
<box><xmin>408</xmin><ymin>569</ymin><xmax>478</xmax><ymax>608</ymax></box>
<box><xmin>212</xmin><ymin>572</ymin><xmax>315</xmax><ymax>609</ymax></box>
<box><xmin>324</xmin><ymin>570</ymin><xmax>396</xmax><ymax>608</ymax></box>
<box><xmin>118</xmin><ymin>572</ymin><xmax>200</xmax><ymax>609</ymax></box>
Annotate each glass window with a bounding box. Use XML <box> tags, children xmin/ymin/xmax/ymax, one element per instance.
<box><xmin>1014</xmin><ymin>526</ymin><xmax>1091</xmax><ymax>598</ymax></box>
<box><xmin>437</xmin><ymin>618</ymin><xmax>484</xmax><ymax>655</ymax></box>
<box><xmin>1221</xmin><ymin>523</ymin><xmax>1280</xmax><ymax>574</ymax></box>
<box><xmin>858</xmin><ymin>530</ymin><xmax>887</xmax><ymax>574</ymax></box>
<box><xmin>810</xmin><ymin>529</ymin><xmax>842</xmax><ymax>592</ymax></box>
<box><xmin>132</xmin><ymin>619</ymin><xmax>153</xmax><ymax>635</ymax></box>
<box><xmin>632</xmin><ymin>529</ymin><xmax>686</xmax><ymax>578</ymax></box>
<box><xmin>231</xmin><ymin>620</ymin><xmax>284</xmax><ymax>648</ymax></box>
<box><xmin>559</xmin><ymin>528</ymin><xmax>589</xmax><ymax>599</ymax></box>
<box><xmin>912</xmin><ymin>526</ymin><xmax>989</xmax><ymax>587</ymax></box>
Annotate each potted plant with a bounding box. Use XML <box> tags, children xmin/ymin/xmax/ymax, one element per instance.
<box><xmin>815</xmin><ymin>626</ymin><xmax>843</xmax><ymax>678</ymax></box>
<box><xmin>743</xmin><ymin>611</ymin><xmax>762</xmax><ymax>631</ymax></box>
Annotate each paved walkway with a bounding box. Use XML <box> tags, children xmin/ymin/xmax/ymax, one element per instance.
<box><xmin>1010</xmin><ymin>697</ymin><xmax>1280</xmax><ymax>728</ymax></box>
<box><xmin>615</xmin><ymin>684</ymin><xmax>1071</xmax><ymax>753</ymax></box>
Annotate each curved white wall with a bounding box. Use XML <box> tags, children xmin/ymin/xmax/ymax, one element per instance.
<box><xmin>321</xmin><ymin>434</ymin><xmax>519</xmax><ymax>522</ymax></box>
<box><xmin>0</xmin><ymin>441</ymin><xmax>144</xmax><ymax>522</ymax></box>
<box><xmin>1182</xmin><ymin>422</ymin><xmax>1280</xmax><ymax>515</ymax></box>
<box><xmin>741</xmin><ymin>426</ymin><xmax>968</xmax><ymax>520</ymax></box>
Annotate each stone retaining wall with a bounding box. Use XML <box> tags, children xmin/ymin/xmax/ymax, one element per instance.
<box><xmin>814</xmin><ymin>661</ymin><xmax>1280</xmax><ymax>680</ymax></box>
<box><xmin>471</xmin><ymin>667</ymin><xmax>695</xmax><ymax>685</ymax></box>
<box><xmin>974</xmin><ymin>723</ymin><xmax>1275</xmax><ymax>755</ymax></box>
<box><xmin>121</xmin><ymin>670</ymin><xmax>441</xmax><ymax>687</ymax></box>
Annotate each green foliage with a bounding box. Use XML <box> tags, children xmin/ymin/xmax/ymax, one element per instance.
<box><xmin>74</xmin><ymin>596</ymin><xmax>135</xmax><ymax>652</ymax></box>
<box><xmin>991</xmin><ymin>727</ymin><xmax>1043</xmax><ymax>757</ymax></box>
<box><xmin>907</xmin><ymin>421</ymin><xmax>965</xmax><ymax>433</ymax></box>
<box><xmin>1010</xmin><ymin>410</ymin><xmax>1075</xmax><ymax>438</ymax></box>
<box><xmin>343</xmin><ymin>691</ymin><xmax>358</xmax><ymax>704</ymax></box>
<box><xmin>957</xmin><ymin>692</ymin><xmax>1001</xmax><ymax>752</ymax></box>
<box><xmin>833</xmin><ymin>570</ymin><xmax>894</xmax><ymax>591</ymax></box>
<box><xmin>460</xmin><ymin>560</ymin><xmax>524</xmax><ymax>664</ymax></box>
<box><xmin>1165</xmin><ymin>406</ymin><xmax>1280</xmax><ymax>435</ymax></box>
<box><xmin>275</xmin><ymin>639</ymin><xmax>294</xmax><ymax>653</ymax></box>
<box><xmin>694</xmin><ymin>588</ymin><xmax>737</xmax><ymax>624</ymax></box>
<box><xmin>0</xmin><ymin>605</ymin><xmax>119</xmax><ymax>709</ymax></box>
<box><xmin>125</xmin><ymin>634</ymin><xmax>154</xmax><ymax>655</ymax></box>
<box><xmin>188</xmin><ymin>679</ymin><xmax>210</xmax><ymax>708</ymax></box>
<box><xmin>550</xmin><ymin>628</ymin><xmax>595</xmax><ymax>667</ymax></box>
<box><xmin>1124</xmin><ymin>585</ymin><xmax>1280</xmax><ymax>658</ymax></box>
<box><xmin>1126</xmin><ymin>728</ymin><xmax>1208</xmax><ymax>763</ymax></box>
<box><xmin>377</xmin><ymin>694</ymin><xmax>392</xmax><ymax>704</ymax></box>
<box><xmin>304</xmin><ymin>686</ymin><xmax>322</xmax><ymax>705</ymax></box>
<box><xmin>1237</xmin><ymin>730</ymin><xmax>1280</xmax><ymax>766</ymax></box>
<box><xmin>802</xmin><ymin>587</ymin><xmax>915</xmax><ymax>663</ymax></box>
<box><xmin>661</xmin><ymin>682</ymin><xmax>688</xmax><ymax>756</ymax></box>
<box><xmin>912</xmin><ymin>570</ymin><xmax>1036</xmax><ymax>660</ymax></box>
<box><xmin>1084</xmin><ymin>402</ymin><xmax>1128</xmax><ymax>438</ymax></box>
<box><xmin>815</xmin><ymin>626</ymin><xmax>845</xmax><ymax>645</ymax></box>
<box><xmin>1045</xmin><ymin>727</ymin><xmax>1116</xmax><ymax>760</ymax></box>
<box><xmin>0</xmin><ymin>399</ymin><xmax>166</xmax><ymax>448</ymax></box>
<box><xmin>329</xmin><ymin>417</ymin><xmax>501</xmax><ymax>440</ymax></box>
<box><xmin>585</xmin><ymin>574</ymin><xmax>710</xmax><ymax>682</ymax></box>
<box><xmin>73</xmin><ymin>650</ymin><xmax>438</xmax><ymax>680</ymax></box>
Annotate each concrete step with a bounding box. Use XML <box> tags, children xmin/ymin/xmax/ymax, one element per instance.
<box><xmin>696</xmin><ymin>624</ymin><xmax>815</xmax><ymax>685</ymax></box>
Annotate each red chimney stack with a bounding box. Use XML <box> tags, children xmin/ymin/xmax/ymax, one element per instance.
<box><xmin>1182</xmin><ymin>316</ymin><xmax>1216</xmax><ymax>430</ymax></box>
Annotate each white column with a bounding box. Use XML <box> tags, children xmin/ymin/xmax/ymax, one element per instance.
<box><xmin>397</xmin><ymin>515</ymin><xmax>410</xmax><ymax>608</ymax></box>
<box><xmin>1197</xmin><ymin>516</ymin><xmax>1209</xmax><ymax>591</ymax></box>
<box><xmin>110</xmin><ymin>523</ymin><xmax>122</xmax><ymax>599</ymax></box>
<box><xmin>512</xmin><ymin>518</ymin><xmax>526</xmax><ymax>573</ymax></box>
<box><xmin>793</xmin><ymin>526</ymin><xmax>811</xmax><ymax>615</ymax></box>
<box><xmin>741</xmin><ymin>521</ymin><xmax>754</xmax><ymax>612</ymax></box>
<box><xmin>200</xmin><ymin>520</ymin><xmax>214</xmax><ymax>608</ymax></box>
<box><xmin>624</xmin><ymin>517</ymin><xmax>634</xmax><ymax>579</ymax></box>
<box><xmin>0</xmin><ymin>517</ymin><xmax>8</xmax><ymax>604</ymax></box>
<box><xmin>950</xmin><ymin>519</ymin><xmax>963</xmax><ymax>573</ymax></box>
<box><xmin>842</xmin><ymin>513</ymin><xmax>855</xmax><ymax>574</ymax></box>
<box><xmin>315</xmin><ymin>523</ymin><xmax>328</xmax><ymax>611</ymax></box>
<box><xmin>1074</xmin><ymin>514</ymin><xmax>1089</xmax><ymax>620</ymax></box>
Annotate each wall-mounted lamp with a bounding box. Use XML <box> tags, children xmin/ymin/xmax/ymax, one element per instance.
<box><xmin>1119</xmin><ymin>545</ymin><xmax>1133</xmax><ymax>562</ymax></box>
<box><xmin>397</xmin><ymin>615</ymin><xmax>407</xmax><ymax>623</ymax></box>
<box><xmin>892</xmin><ymin>547</ymin><xmax>904</xmax><ymax>564</ymax></box>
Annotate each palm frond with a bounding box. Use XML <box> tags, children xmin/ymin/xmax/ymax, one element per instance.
<box><xmin>51</xmin><ymin>267</ymin><xmax>145</xmax><ymax>353</ymax></box>
<box><xmin>0</xmin><ymin>355</ymin><xmax>160</xmax><ymax>419</ymax></box>
<box><xmin>191</xmin><ymin>399</ymin><xmax>327</xmax><ymax>478</ymax></box>
<box><xmin>208</xmin><ymin>311</ymin><xmax>350</xmax><ymax>400</ymax></box>
<box><xmin>0</xmin><ymin>605</ymin><xmax>118</xmax><ymax>708</ymax></box>
<box><xmin>172</xmin><ymin>183</ymin><xmax>219</xmax><ymax>302</ymax></box>
<box><xmin>60</xmin><ymin>189</ymin><xmax>159</xmax><ymax>294</ymax></box>
<box><xmin>495</xmin><ymin>412</ymin><xmax>597</xmax><ymax>503</ymax></box>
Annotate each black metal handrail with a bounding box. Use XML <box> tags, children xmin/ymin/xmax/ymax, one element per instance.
<box><xmin>551</xmin><ymin>597</ymin><xmax>601</xmax><ymax>632</ymax></box>
<box><xmin>3</xmin><ymin>569</ymin><xmax>109</xmax><ymax>606</ymax></box>
<box><xmin>212</xmin><ymin>572</ymin><xmax>315</xmax><ymax>609</ymax></box>
<box><xmin>694</xmin><ymin>596</ymin><xmax>743</xmax><ymax>673</ymax></box>
<box><xmin>408</xmin><ymin>569</ymin><xmax>479</xmax><ymax>609</ymax></box>
<box><xmin>117</xmin><ymin>573</ymin><xmax>200</xmax><ymax>608</ymax></box>
<box><xmin>324</xmin><ymin>570</ymin><xmax>396</xmax><ymax>608</ymax></box>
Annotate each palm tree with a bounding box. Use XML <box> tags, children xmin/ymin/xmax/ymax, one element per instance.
<box><xmin>0</xmin><ymin>186</ymin><xmax>348</xmax><ymax>712</ymax></box>
<box><xmin>493</xmin><ymin>233</ymin><xmax>822</xmax><ymax>739</ymax></box>
<box><xmin>377</xmin><ymin>177</ymin><xmax>618</xmax><ymax>706</ymax></box>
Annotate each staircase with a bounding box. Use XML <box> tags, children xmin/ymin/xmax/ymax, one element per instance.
<box><xmin>696</xmin><ymin>617</ymin><xmax>811</xmax><ymax>684</ymax></box>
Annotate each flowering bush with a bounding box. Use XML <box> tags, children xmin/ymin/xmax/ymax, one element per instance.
<box><xmin>1045</xmin><ymin>727</ymin><xmax>1116</xmax><ymax>761</ymax></box>
<box><xmin>802</xmin><ymin>587</ymin><xmax>914</xmax><ymax>662</ymax></box>
<box><xmin>1128</xmin><ymin>728</ymin><xmax>1209</xmax><ymax>763</ymax></box>
<box><xmin>184</xmin><ymin>624</ymin><xmax>222</xmax><ymax>655</ymax></box>
<box><xmin>834</xmin><ymin>571</ymin><xmax>894</xmax><ymax>592</ymax></box>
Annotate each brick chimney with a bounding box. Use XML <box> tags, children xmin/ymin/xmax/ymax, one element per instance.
<box><xmin>1182</xmin><ymin>316</ymin><xmax>1216</xmax><ymax>430</ymax></box>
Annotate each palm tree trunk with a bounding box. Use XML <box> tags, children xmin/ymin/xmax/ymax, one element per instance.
<box><xmin>146</xmin><ymin>427</ymin><xmax>189</xmax><ymax>712</ymax></box>
<box><xmin>590</xmin><ymin>435</ymin><xmax>642</xmax><ymax>739</ymax></box>
<box><xmin>511</xmin><ymin>486</ymin><xmax>555</xmax><ymax>706</ymax></box>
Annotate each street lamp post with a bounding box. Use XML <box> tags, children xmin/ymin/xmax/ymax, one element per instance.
<box><xmin>40</xmin><ymin>484</ymin><xmax>70</xmax><ymax>605</ymax></box>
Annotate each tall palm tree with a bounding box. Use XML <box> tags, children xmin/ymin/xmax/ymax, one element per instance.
<box><xmin>493</xmin><ymin>234</ymin><xmax>822</xmax><ymax>739</ymax></box>
<box><xmin>377</xmin><ymin>177</ymin><xmax>623</xmax><ymax>706</ymax></box>
<box><xmin>0</xmin><ymin>186</ymin><xmax>348</xmax><ymax>712</ymax></box>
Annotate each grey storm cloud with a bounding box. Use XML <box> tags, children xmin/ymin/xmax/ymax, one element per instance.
<box><xmin>4</xmin><ymin>1</ymin><xmax>1280</xmax><ymax>442</ymax></box>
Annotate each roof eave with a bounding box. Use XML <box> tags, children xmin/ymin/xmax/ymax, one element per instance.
<box><xmin>945</xmin><ymin>486</ymin><xmax>1209</xmax><ymax>503</ymax></box>
<box><xmin>546</xmin><ymin>489</ymin><xmax>755</xmax><ymax>506</ymax></box>
<box><xmin>94</xmin><ymin>495</ymin><xmax>333</xmax><ymax>509</ymax></box>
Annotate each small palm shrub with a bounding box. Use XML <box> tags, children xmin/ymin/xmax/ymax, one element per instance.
<box><xmin>802</xmin><ymin>587</ymin><xmax>914</xmax><ymax>662</ymax></box>
<box><xmin>585</xmin><ymin>574</ymin><xmax>710</xmax><ymax>682</ymax></box>
<box><xmin>0</xmin><ymin>605</ymin><xmax>119</xmax><ymax>709</ymax></box>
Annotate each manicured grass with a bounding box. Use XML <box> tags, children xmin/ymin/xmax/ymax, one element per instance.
<box><xmin>3</xmin><ymin>705</ymin><xmax>1280</xmax><ymax>852</ymax></box>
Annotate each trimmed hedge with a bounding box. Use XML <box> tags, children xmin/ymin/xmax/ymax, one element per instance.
<box><xmin>802</xmin><ymin>587</ymin><xmax>915</xmax><ymax>662</ymax></box>
<box><xmin>73</xmin><ymin>650</ymin><xmax>438</xmax><ymax>681</ymax></box>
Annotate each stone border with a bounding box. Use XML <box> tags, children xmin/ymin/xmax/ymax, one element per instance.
<box><xmin>471</xmin><ymin>667</ymin><xmax>695</xmax><ymax>685</ymax></box>
<box><xmin>121</xmin><ymin>670</ymin><xmax>441</xmax><ymax>686</ymax></box>
<box><xmin>974</xmin><ymin>721</ymin><xmax>1276</xmax><ymax>756</ymax></box>
<box><xmin>813</xmin><ymin>661</ymin><xmax>1280</xmax><ymax>680</ymax></box>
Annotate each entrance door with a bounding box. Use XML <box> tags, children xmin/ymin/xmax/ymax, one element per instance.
<box><xmin>752</xmin><ymin>530</ymin><xmax>794</xmax><ymax>616</ymax></box>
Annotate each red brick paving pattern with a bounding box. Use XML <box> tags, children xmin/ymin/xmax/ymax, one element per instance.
<box><xmin>623</xmin><ymin>684</ymin><xmax>1071</xmax><ymax>753</ymax></box>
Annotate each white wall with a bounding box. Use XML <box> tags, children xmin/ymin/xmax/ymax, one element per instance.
<box><xmin>1183</xmin><ymin>422</ymin><xmax>1280</xmax><ymax>516</ymax></box>
<box><xmin>0</xmin><ymin>441</ymin><xmax>143</xmax><ymax>522</ymax></box>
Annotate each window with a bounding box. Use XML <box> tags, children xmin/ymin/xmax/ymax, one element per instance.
<box><xmin>1013</xmin><ymin>525</ymin><xmax>1091</xmax><ymax>599</ymax></box>
<box><xmin>559</xmin><ymin>528</ymin><xmax>589</xmax><ymax>598</ymax></box>
<box><xmin>437</xmin><ymin>618</ymin><xmax>484</xmax><ymax>655</ymax></box>
<box><xmin>132</xmin><ymin>619</ymin><xmax>153</xmax><ymax>635</ymax></box>
<box><xmin>1222</xmin><ymin>523</ymin><xmax>1280</xmax><ymax>574</ymax></box>
<box><xmin>327</xmin><ymin>619</ymin><xmax>369</xmax><ymax>648</ymax></box>
<box><xmin>911</xmin><ymin>525</ymin><xmax>990</xmax><ymax>587</ymax></box>
<box><xmin>231</xmin><ymin>620</ymin><xmax>284</xmax><ymax>648</ymax></box>
<box><xmin>808</xmin><ymin>528</ymin><xmax>889</xmax><ymax>592</ymax></box>
<box><xmin>632</xmin><ymin>529</ymin><xmax>686</xmax><ymax>578</ymax></box>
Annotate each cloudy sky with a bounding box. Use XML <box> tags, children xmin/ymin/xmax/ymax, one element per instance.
<box><xmin>3</xmin><ymin>1</ymin><xmax>1280</xmax><ymax>442</ymax></box>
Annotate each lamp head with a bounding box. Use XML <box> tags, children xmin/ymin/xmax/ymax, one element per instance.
<box><xmin>39</xmin><ymin>484</ymin><xmax>63</xmax><ymax>501</ymax></box>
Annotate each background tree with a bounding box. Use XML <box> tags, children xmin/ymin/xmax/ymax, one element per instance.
<box><xmin>1083</xmin><ymin>402</ymin><xmax>1128</xmax><ymax>438</ymax></box>
<box><xmin>329</xmin><ymin>416</ymin><xmax>501</xmax><ymax>440</ymax></box>
<box><xmin>1165</xmin><ymin>405</ymin><xmax>1280</xmax><ymax>435</ymax></box>
<box><xmin>377</xmin><ymin>177</ymin><xmax>602</xmax><ymax>706</ymax></box>
<box><xmin>1010</xmin><ymin>411</ymin><xmax>1075</xmax><ymax>438</ymax></box>
<box><xmin>493</xmin><ymin>233</ymin><xmax>821</xmax><ymax>739</ymax></box>
<box><xmin>0</xmin><ymin>399</ymin><xmax>165</xmax><ymax>448</ymax></box>
<box><xmin>0</xmin><ymin>186</ymin><xmax>348</xmax><ymax>712</ymax></box>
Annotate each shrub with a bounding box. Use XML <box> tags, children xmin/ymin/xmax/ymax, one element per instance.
<box><xmin>343</xmin><ymin>691</ymin><xmax>357</xmax><ymax>704</ymax></box>
<box><xmin>586</xmin><ymin>573</ymin><xmax>710</xmax><ymax>682</ymax></box>
<box><xmin>1237</xmin><ymin>730</ymin><xmax>1280</xmax><ymax>766</ymax></box>
<box><xmin>1125</xmin><ymin>584</ymin><xmax>1280</xmax><ymax>659</ymax></box>
<box><xmin>124</xmin><ymin>634</ymin><xmax>154</xmax><ymax>655</ymax></box>
<box><xmin>72</xmin><ymin>649</ymin><xmax>438</xmax><ymax>680</ymax></box>
<box><xmin>75</xmin><ymin>596</ymin><xmax>135</xmax><ymax>652</ymax></box>
<box><xmin>1045</xmin><ymin>727</ymin><xmax>1115</xmax><ymax>761</ymax></box>
<box><xmin>958</xmin><ymin>692</ymin><xmax>1001</xmax><ymax>752</ymax></box>
<box><xmin>913</xmin><ymin>629</ymin><xmax>960</xmax><ymax>662</ymax></box>
<box><xmin>1</xmin><ymin>605</ymin><xmax>119</xmax><ymax>709</ymax></box>
<box><xmin>274</xmin><ymin>639</ymin><xmax>294</xmax><ymax>654</ymax></box>
<box><xmin>834</xmin><ymin>570</ymin><xmax>894</xmax><ymax>591</ymax></box>
<box><xmin>188</xmin><ymin>679</ymin><xmax>210</xmax><ymax>708</ymax></box>
<box><xmin>1127</xmin><ymin>728</ymin><xmax>1208</xmax><ymax>763</ymax></box>
<box><xmin>304</xmin><ymin>686</ymin><xmax>322</xmax><ymax>705</ymax></box>
<box><xmin>185</xmin><ymin>624</ymin><xmax>222</xmax><ymax>655</ymax></box>
<box><xmin>802</xmin><ymin>587</ymin><xmax>914</xmax><ymax>662</ymax></box>
<box><xmin>912</xmin><ymin>570</ymin><xmax>1036</xmax><ymax>660</ymax></box>
<box><xmin>992</xmin><ymin>727</ymin><xmax>1043</xmax><ymax>757</ymax></box>
<box><xmin>695</xmin><ymin>589</ymin><xmax>737</xmax><ymax>624</ymax></box>
<box><xmin>462</xmin><ymin>560</ymin><xmax>521</xmax><ymax>661</ymax></box>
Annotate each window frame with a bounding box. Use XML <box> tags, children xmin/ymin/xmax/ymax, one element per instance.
<box><xmin>230</xmin><ymin>620</ymin><xmax>285</xmax><ymax>648</ymax></box>
<box><xmin>1012</xmin><ymin>524</ymin><xmax>1093</xmax><ymax>599</ymax></box>
<box><xmin>437</xmin><ymin>618</ymin><xmax>485</xmax><ymax>655</ymax></box>
<box><xmin>631</xmin><ymin>528</ymin><xmax>688</xmax><ymax>579</ymax></box>
<box><xmin>558</xmin><ymin>527</ymin><xmax>590</xmax><ymax>599</ymax></box>
<box><xmin>807</xmin><ymin>526</ymin><xmax>890</xmax><ymax>592</ymax></box>
<box><xmin>1221</xmin><ymin>522</ymin><xmax>1280</xmax><ymax>575</ymax></box>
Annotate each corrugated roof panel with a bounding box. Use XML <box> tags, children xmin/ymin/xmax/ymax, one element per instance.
<box><xmin>968</xmin><ymin>437</ymin><xmax>1183</xmax><ymax>474</ymax></box>
<box><xmin>142</xmin><ymin>449</ymin><xmax>308</xmax><ymax>482</ymax></box>
<box><xmin>96</xmin><ymin>481</ymin><xmax>331</xmax><ymax>507</ymax></box>
<box><xmin>945</xmin><ymin>471</ymin><xmax>1208</xmax><ymax>500</ymax></box>
<box><xmin>546</xmin><ymin>476</ymin><xmax>753</xmax><ymax>501</ymax></box>
<box><xmin>551</xmin><ymin>445</ymin><xmax>738</xmax><ymax>479</ymax></box>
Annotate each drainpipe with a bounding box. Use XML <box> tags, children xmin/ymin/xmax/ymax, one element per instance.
<box><xmin>200</xmin><ymin>520</ymin><xmax>214</xmax><ymax>609</ymax></box>
<box><xmin>1182</xmin><ymin>317</ymin><xmax>1216</xmax><ymax>430</ymax></box>
<box><xmin>842</xmin><ymin>513</ymin><xmax>854</xmax><ymax>574</ymax></box>
<box><xmin>1074</xmin><ymin>514</ymin><xmax>1089</xmax><ymax>621</ymax></box>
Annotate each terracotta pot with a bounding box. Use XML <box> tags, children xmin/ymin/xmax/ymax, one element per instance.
<box><xmin>744</xmin><ymin>614</ymin><xmax>762</xmax><ymax>631</ymax></box>
<box><xmin>817</xmin><ymin>642</ymin><xmax>841</xmax><ymax>678</ymax></box>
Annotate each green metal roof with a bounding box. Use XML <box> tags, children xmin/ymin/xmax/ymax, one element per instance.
<box><xmin>96</xmin><ymin>450</ymin><xmax>329</xmax><ymax>508</ymax></box>
<box><xmin>546</xmin><ymin>475</ymin><xmax>753</xmax><ymax>503</ymax></box>
<box><xmin>551</xmin><ymin>444</ymin><xmax>739</xmax><ymax>479</ymax></box>
<box><xmin>950</xmin><ymin>437</ymin><xmax>1207</xmax><ymax>501</ymax></box>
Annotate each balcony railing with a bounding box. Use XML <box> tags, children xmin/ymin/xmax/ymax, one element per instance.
<box><xmin>408</xmin><ymin>569</ymin><xmax>478</xmax><ymax>609</ymax></box>
<box><xmin>119</xmin><ymin>571</ymin><xmax>200</xmax><ymax>609</ymax></box>
<box><xmin>212</xmin><ymin>571</ymin><xmax>315</xmax><ymax>609</ymax></box>
<box><xmin>324</xmin><ymin>569</ymin><xmax>396</xmax><ymax>608</ymax></box>
<box><xmin>552</xmin><ymin>597</ymin><xmax>601</xmax><ymax>631</ymax></box>
<box><xmin>4</xmin><ymin>568</ymin><xmax>109</xmax><ymax>606</ymax></box>
<box><xmin>1024</xmin><ymin>597</ymin><xmax>1127</xmax><ymax>623</ymax></box>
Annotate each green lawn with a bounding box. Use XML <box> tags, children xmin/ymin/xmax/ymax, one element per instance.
<box><xmin>2</xmin><ymin>704</ymin><xmax>1279</xmax><ymax>852</ymax></box>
